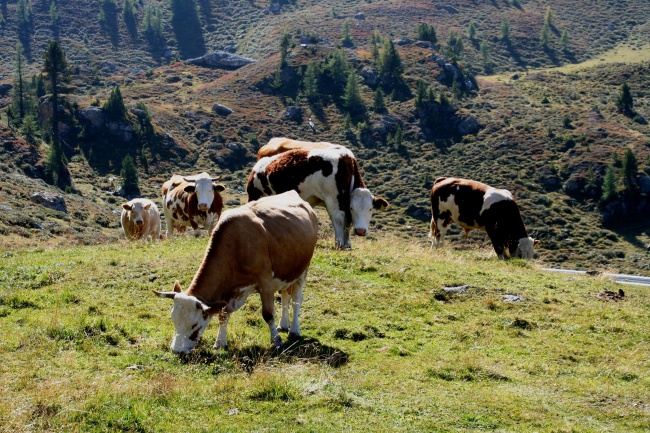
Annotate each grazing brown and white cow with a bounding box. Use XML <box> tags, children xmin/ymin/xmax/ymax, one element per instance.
<box><xmin>256</xmin><ymin>137</ymin><xmax>343</xmax><ymax>160</ymax></box>
<box><xmin>154</xmin><ymin>191</ymin><xmax>319</xmax><ymax>353</ymax></box>
<box><xmin>429</xmin><ymin>177</ymin><xmax>537</xmax><ymax>260</ymax></box>
<box><xmin>247</xmin><ymin>146</ymin><xmax>389</xmax><ymax>249</ymax></box>
<box><xmin>121</xmin><ymin>198</ymin><xmax>161</xmax><ymax>241</ymax></box>
<box><xmin>162</xmin><ymin>172</ymin><xmax>225</xmax><ymax>236</ymax></box>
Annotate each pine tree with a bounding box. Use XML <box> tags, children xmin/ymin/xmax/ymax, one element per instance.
<box><xmin>343</xmin><ymin>70</ymin><xmax>366</xmax><ymax>117</ymax></box>
<box><xmin>373</xmin><ymin>88</ymin><xmax>386</xmax><ymax>114</ymax></box>
<box><xmin>301</xmin><ymin>62</ymin><xmax>319</xmax><ymax>102</ymax></box>
<box><xmin>123</xmin><ymin>0</ymin><xmax>137</xmax><ymax>36</ymax></box>
<box><xmin>544</xmin><ymin>6</ymin><xmax>554</xmax><ymax>28</ymax></box>
<box><xmin>501</xmin><ymin>18</ymin><xmax>511</xmax><ymax>43</ymax></box>
<box><xmin>416</xmin><ymin>23</ymin><xmax>437</xmax><ymax>44</ymax></box>
<box><xmin>120</xmin><ymin>154</ymin><xmax>140</xmax><ymax>196</ymax></box>
<box><xmin>415</xmin><ymin>79</ymin><xmax>427</xmax><ymax>110</ymax></box>
<box><xmin>392</xmin><ymin>125</ymin><xmax>403</xmax><ymax>150</ymax></box>
<box><xmin>622</xmin><ymin>148</ymin><xmax>639</xmax><ymax>194</ymax></box>
<box><xmin>279</xmin><ymin>30</ymin><xmax>290</xmax><ymax>69</ymax></box>
<box><xmin>540</xmin><ymin>22</ymin><xmax>551</xmax><ymax>49</ymax></box>
<box><xmin>17</xmin><ymin>0</ymin><xmax>33</xmax><ymax>37</ymax></box>
<box><xmin>480</xmin><ymin>41</ymin><xmax>491</xmax><ymax>68</ymax></box>
<box><xmin>371</xmin><ymin>29</ymin><xmax>381</xmax><ymax>64</ymax></box>
<box><xmin>13</xmin><ymin>42</ymin><xmax>27</xmax><ymax>122</ymax></box>
<box><xmin>142</xmin><ymin>2</ymin><xmax>163</xmax><ymax>46</ymax></box>
<box><xmin>616</xmin><ymin>83</ymin><xmax>634</xmax><ymax>115</ymax></box>
<box><xmin>601</xmin><ymin>165</ymin><xmax>618</xmax><ymax>203</ymax></box>
<box><xmin>50</xmin><ymin>1</ymin><xmax>60</xmax><ymax>31</ymax></box>
<box><xmin>42</xmin><ymin>40</ymin><xmax>71</xmax><ymax>188</ymax></box>
<box><xmin>467</xmin><ymin>21</ymin><xmax>477</xmax><ymax>40</ymax></box>
<box><xmin>103</xmin><ymin>86</ymin><xmax>127</xmax><ymax>121</ymax></box>
<box><xmin>324</xmin><ymin>49</ymin><xmax>348</xmax><ymax>96</ymax></box>
<box><xmin>560</xmin><ymin>29</ymin><xmax>570</xmax><ymax>52</ymax></box>
<box><xmin>379</xmin><ymin>39</ymin><xmax>404</xmax><ymax>92</ymax></box>
<box><xmin>341</xmin><ymin>19</ymin><xmax>353</xmax><ymax>47</ymax></box>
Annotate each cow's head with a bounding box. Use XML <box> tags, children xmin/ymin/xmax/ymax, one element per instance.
<box><xmin>349</xmin><ymin>188</ymin><xmax>389</xmax><ymax>236</ymax></box>
<box><xmin>183</xmin><ymin>175</ymin><xmax>225</xmax><ymax>212</ymax></box>
<box><xmin>123</xmin><ymin>201</ymin><xmax>152</xmax><ymax>226</ymax></box>
<box><xmin>514</xmin><ymin>237</ymin><xmax>538</xmax><ymax>260</ymax></box>
<box><xmin>154</xmin><ymin>281</ymin><xmax>213</xmax><ymax>353</ymax></box>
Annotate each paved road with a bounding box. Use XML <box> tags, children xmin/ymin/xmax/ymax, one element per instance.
<box><xmin>542</xmin><ymin>268</ymin><xmax>650</xmax><ymax>287</ymax></box>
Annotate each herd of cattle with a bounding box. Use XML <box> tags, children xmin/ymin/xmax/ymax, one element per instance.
<box><xmin>119</xmin><ymin>137</ymin><xmax>537</xmax><ymax>353</ymax></box>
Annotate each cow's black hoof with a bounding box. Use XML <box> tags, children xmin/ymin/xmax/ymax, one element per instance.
<box><xmin>288</xmin><ymin>332</ymin><xmax>301</xmax><ymax>341</ymax></box>
<box><xmin>277</xmin><ymin>327</ymin><xmax>289</xmax><ymax>333</ymax></box>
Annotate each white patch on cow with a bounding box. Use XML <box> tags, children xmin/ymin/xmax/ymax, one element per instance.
<box><xmin>307</xmin><ymin>146</ymin><xmax>354</xmax><ymax>160</ymax></box>
<box><xmin>191</xmin><ymin>175</ymin><xmax>216</xmax><ymax>211</ymax></box>
<box><xmin>515</xmin><ymin>237</ymin><xmax>536</xmax><ymax>260</ymax></box>
<box><xmin>168</xmin><ymin>293</ymin><xmax>212</xmax><ymax>353</ymax></box>
<box><xmin>480</xmin><ymin>187</ymin><xmax>513</xmax><ymax>215</ymax></box>
<box><xmin>252</xmin><ymin>156</ymin><xmax>275</xmax><ymax>175</ymax></box>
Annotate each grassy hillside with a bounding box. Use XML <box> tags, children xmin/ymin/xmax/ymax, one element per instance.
<box><xmin>1</xmin><ymin>234</ymin><xmax>649</xmax><ymax>432</ymax></box>
<box><xmin>0</xmin><ymin>0</ymin><xmax>649</xmax><ymax>274</ymax></box>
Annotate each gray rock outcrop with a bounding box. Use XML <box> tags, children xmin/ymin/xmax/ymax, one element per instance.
<box><xmin>0</xmin><ymin>84</ymin><xmax>12</xmax><ymax>96</ymax></box>
<box><xmin>186</xmin><ymin>51</ymin><xmax>256</xmax><ymax>69</ymax></box>
<box><xmin>283</xmin><ymin>106</ymin><xmax>302</xmax><ymax>121</ymax></box>
<box><xmin>212</xmin><ymin>103</ymin><xmax>234</xmax><ymax>116</ymax></box>
<box><xmin>361</xmin><ymin>67</ymin><xmax>379</xmax><ymax>88</ymax></box>
<box><xmin>79</xmin><ymin>107</ymin><xmax>106</xmax><ymax>129</ymax></box>
<box><xmin>30</xmin><ymin>191</ymin><xmax>67</xmax><ymax>213</ymax></box>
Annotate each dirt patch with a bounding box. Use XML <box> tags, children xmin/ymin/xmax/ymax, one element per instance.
<box><xmin>594</xmin><ymin>288</ymin><xmax>626</xmax><ymax>302</ymax></box>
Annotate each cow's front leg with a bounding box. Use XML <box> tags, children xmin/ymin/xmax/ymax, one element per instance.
<box><xmin>214</xmin><ymin>312</ymin><xmax>230</xmax><ymax>349</ymax></box>
<box><xmin>260</xmin><ymin>289</ymin><xmax>283</xmax><ymax>350</ymax></box>
<box><xmin>330</xmin><ymin>210</ymin><xmax>348</xmax><ymax>249</ymax></box>
<box><xmin>278</xmin><ymin>288</ymin><xmax>291</xmax><ymax>332</ymax></box>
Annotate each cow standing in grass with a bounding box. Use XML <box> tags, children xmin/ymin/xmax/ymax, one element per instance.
<box><xmin>162</xmin><ymin>172</ymin><xmax>225</xmax><ymax>236</ymax></box>
<box><xmin>247</xmin><ymin>146</ymin><xmax>389</xmax><ymax>249</ymax></box>
<box><xmin>429</xmin><ymin>177</ymin><xmax>537</xmax><ymax>259</ymax></box>
<box><xmin>154</xmin><ymin>191</ymin><xmax>319</xmax><ymax>353</ymax></box>
<box><xmin>121</xmin><ymin>198</ymin><xmax>161</xmax><ymax>241</ymax></box>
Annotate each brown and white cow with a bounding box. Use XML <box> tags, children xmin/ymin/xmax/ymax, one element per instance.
<box><xmin>429</xmin><ymin>177</ymin><xmax>537</xmax><ymax>260</ymax></box>
<box><xmin>162</xmin><ymin>172</ymin><xmax>225</xmax><ymax>236</ymax></box>
<box><xmin>247</xmin><ymin>146</ymin><xmax>389</xmax><ymax>249</ymax></box>
<box><xmin>121</xmin><ymin>198</ymin><xmax>161</xmax><ymax>241</ymax></box>
<box><xmin>256</xmin><ymin>137</ymin><xmax>343</xmax><ymax>160</ymax></box>
<box><xmin>154</xmin><ymin>191</ymin><xmax>319</xmax><ymax>353</ymax></box>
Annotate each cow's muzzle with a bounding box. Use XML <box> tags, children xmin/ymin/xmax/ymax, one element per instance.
<box><xmin>354</xmin><ymin>228</ymin><xmax>367</xmax><ymax>236</ymax></box>
<box><xmin>197</xmin><ymin>203</ymin><xmax>209</xmax><ymax>211</ymax></box>
<box><xmin>135</xmin><ymin>220</ymin><xmax>144</xmax><ymax>225</ymax></box>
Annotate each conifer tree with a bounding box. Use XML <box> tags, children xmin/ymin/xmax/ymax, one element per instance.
<box><xmin>120</xmin><ymin>154</ymin><xmax>140</xmax><ymax>196</ymax></box>
<box><xmin>324</xmin><ymin>49</ymin><xmax>348</xmax><ymax>96</ymax></box>
<box><xmin>616</xmin><ymin>83</ymin><xmax>634</xmax><ymax>115</ymax></box>
<box><xmin>480</xmin><ymin>41</ymin><xmax>491</xmax><ymax>68</ymax></box>
<box><xmin>560</xmin><ymin>29</ymin><xmax>570</xmax><ymax>52</ymax></box>
<box><xmin>373</xmin><ymin>88</ymin><xmax>386</xmax><ymax>114</ymax></box>
<box><xmin>416</xmin><ymin>23</ymin><xmax>437</xmax><ymax>44</ymax></box>
<box><xmin>279</xmin><ymin>30</ymin><xmax>290</xmax><ymax>69</ymax></box>
<box><xmin>13</xmin><ymin>42</ymin><xmax>27</xmax><ymax>122</ymax></box>
<box><xmin>467</xmin><ymin>21</ymin><xmax>477</xmax><ymax>40</ymax></box>
<box><xmin>501</xmin><ymin>18</ymin><xmax>511</xmax><ymax>43</ymax></box>
<box><xmin>371</xmin><ymin>29</ymin><xmax>381</xmax><ymax>64</ymax></box>
<box><xmin>601</xmin><ymin>165</ymin><xmax>618</xmax><ymax>203</ymax></box>
<box><xmin>379</xmin><ymin>39</ymin><xmax>404</xmax><ymax>91</ymax></box>
<box><xmin>343</xmin><ymin>70</ymin><xmax>366</xmax><ymax>117</ymax></box>
<box><xmin>302</xmin><ymin>62</ymin><xmax>319</xmax><ymax>102</ymax></box>
<box><xmin>622</xmin><ymin>148</ymin><xmax>639</xmax><ymax>194</ymax></box>
<box><xmin>142</xmin><ymin>2</ymin><xmax>163</xmax><ymax>46</ymax></box>
<box><xmin>544</xmin><ymin>6</ymin><xmax>554</xmax><ymax>28</ymax></box>
<box><xmin>50</xmin><ymin>1</ymin><xmax>60</xmax><ymax>32</ymax></box>
<box><xmin>103</xmin><ymin>86</ymin><xmax>127</xmax><ymax>121</ymax></box>
<box><xmin>42</xmin><ymin>40</ymin><xmax>72</xmax><ymax>188</ymax></box>
<box><xmin>540</xmin><ymin>22</ymin><xmax>551</xmax><ymax>49</ymax></box>
<box><xmin>17</xmin><ymin>0</ymin><xmax>33</xmax><ymax>35</ymax></box>
<box><xmin>341</xmin><ymin>19</ymin><xmax>353</xmax><ymax>47</ymax></box>
<box><xmin>123</xmin><ymin>0</ymin><xmax>137</xmax><ymax>36</ymax></box>
<box><xmin>415</xmin><ymin>79</ymin><xmax>427</xmax><ymax>110</ymax></box>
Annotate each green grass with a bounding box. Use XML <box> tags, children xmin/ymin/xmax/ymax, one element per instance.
<box><xmin>1</xmin><ymin>234</ymin><xmax>649</xmax><ymax>432</ymax></box>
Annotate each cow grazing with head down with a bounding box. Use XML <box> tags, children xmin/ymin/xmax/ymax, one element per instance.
<box><xmin>162</xmin><ymin>172</ymin><xmax>225</xmax><ymax>236</ymax></box>
<box><xmin>121</xmin><ymin>198</ymin><xmax>161</xmax><ymax>241</ymax></box>
<box><xmin>429</xmin><ymin>177</ymin><xmax>537</xmax><ymax>260</ymax></box>
<box><xmin>256</xmin><ymin>137</ymin><xmax>343</xmax><ymax>160</ymax></box>
<box><xmin>247</xmin><ymin>146</ymin><xmax>389</xmax><ymax>249</ymax></box>
<box><xmin>154</xmin><ymin>191</ymin><xmax>319</xmax><ymax>353</ymax></box>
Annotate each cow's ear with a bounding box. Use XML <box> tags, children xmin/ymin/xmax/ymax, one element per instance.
<box><xmin>173</xmin><ymin>281</ymin><xmax>183</xmax><ymax>293</ymax></box>
<box><xmin>534</xmin><ymin>239</ymin><xmax>540</xmax><ymax>246</ymax></box>
<box><xmin>184</xmin><ymin>184</ymin><xmax>196</xmax><ymax>193</ymax></box>
<box><xmin>213</xmin><ymin>183</ymin><xmax>226</xmax><ymax>193</ymax></box>
<box><xmin>373</xmin><ymin>197</ymin><xmax>389</xmax><ymax>211</ymax></box>
<box><xmin>144</xmin><ymin>203</ymin><xmax>152</xmax><ymax>210</ymax></box>
<box><xmin>122</xmin><ymin>203</ymin><xmax>132</xmax><ymax>211</ymax></box>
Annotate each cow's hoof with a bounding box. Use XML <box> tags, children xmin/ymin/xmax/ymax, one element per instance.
<box><xmin>277</xmin><ymin>326</ymin><xmax>289</xmax><ymax>333</ymax></box>
<box><xmin>287</xmin><ymin>332</ymin><xmax>301</xmax><ymax>341</ymax></box>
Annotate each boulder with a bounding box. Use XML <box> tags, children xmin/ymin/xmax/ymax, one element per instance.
<box><xmin>186</xmin><ymin>51</ymin><xmax>256</xmax><ymax>69</ymax></box>
<box><xmin>434</xmin><ymin>4</ymin><xmax>459</xmax><ymax>14</ymax></box>
<box><xmin>0</xmin><ymin>83</ymin><xmax>12</xmax><ymax>96</ymax></box>
<box><xmin>212</xmin><ymin>103</ymin><xmax>233</xmax><ymax>116</ymax></box>
<box><xmin>269</xmin><ymin>3</ymin><xmax>281</xmax><ymax>13</ymax></box>
<box><xmin>455</xmin><ymin>114</ymin><xmax>481</xmax><ymax>135</ymax></box>
<box><xmin>30</xmin><ymin>191</ymin><xmax>67</xmax><ymax>213</ymax></box>
<box><xmin>79</xmin><ymin>107</ymin><xmax>106</xmax><ymax>129</ymax></box>
<box><xmin>393</xmin><ymin>38</ymin><xmax>413</xmax><ymax>46</ymax></box>
<box><xmin>106</xmin><ymin>121</ymin><xmax>135</xmax><ymax>142</ymax></box>
<box><xmin>283</xmin><ymin>105</ymin><xmax>302</xmax><ymax>121</ymax></box>
<box><xmin>354</xmin><ymin>12</ymin><xmax>365</xmax><ymax>20</ymax></box>
<box><xmin>361</xmin><ymin>67</ymin><xmax>378</xmax><ymax>88</ymax></box>
<box><xmin>414</xmin><ymin>41</ymin><xmax>437</xmax><ymax>49</ymax></box>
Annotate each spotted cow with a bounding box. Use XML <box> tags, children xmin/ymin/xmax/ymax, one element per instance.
<box><xmin>121</xmin><ymin>198</ymin><xmax>161</xmax><ymax>241</ymax></box>
<box><xmin>162</xmin><ymin>172</ymin><xmax>225</xmax><ymax>236</ymax></box>
<box><xmin>247</xmin><ymin>147</ymin><xmax>389</xmax><ymax>249</ymax></box>
<box><xmin>256</xmin><ymin>137</ymin><xmax>343</xmax><ymax>160</ymax></box>
<box><xmin>429</xmin><ymin>177</ymin><xmax>537</xmax><ymax>259</ymax></box>
<box><xmin>154</xmin><ymin>191</ymin><xmax>319</xmax><ymax>353</ymax></box>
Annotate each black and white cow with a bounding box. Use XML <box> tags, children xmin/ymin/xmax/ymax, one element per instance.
<box><xmin>247</xmin><ymin>146</ymin><xmax>389</xmax><ymax>249</ymax></box>
<box><xmin>429</xmin><ymin>177</ymin><xmax>537</xmax><ymax>259</ymax></box>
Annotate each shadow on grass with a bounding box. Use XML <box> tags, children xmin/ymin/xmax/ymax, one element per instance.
<box><xmin>543</xmin><ymin>46</ymin><xmax>561</xmax><ymax>66</ymax></box>
<box><xmin>179</xmin><ymin>336</ymin><xmax>349</xmax><ymax>372</ymax></box>
<box><xmin>505</xmin><ymin>42</ymin><xmax>526</xmax><ymax>68</ymax></box>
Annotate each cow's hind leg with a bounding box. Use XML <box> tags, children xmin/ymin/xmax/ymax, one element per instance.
<box><xmin>260</xmin><ymin>287</ymin><xmax>283</xmax><ymax>350</ymax></box>
<box><xmin>288</xmin><ymin>271</ymin><xmax>306</xmax><ymax>340</ymax></box>
<box><xmin>278</xmin><ymin>288</ymin><xmax>291</xmax><ymax>333</ymax></box>
<box><xmin>429</xmin><ymin>217</ymin><xmax>440</xmax><ymax>249</ymax></box>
